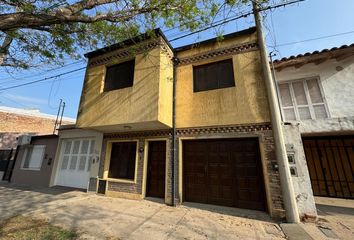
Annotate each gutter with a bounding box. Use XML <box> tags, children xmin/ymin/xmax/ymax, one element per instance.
<box><xmin>171</xmin><ymin>53</ymin><xmax>178</xmax><ymax>206</ymax></box>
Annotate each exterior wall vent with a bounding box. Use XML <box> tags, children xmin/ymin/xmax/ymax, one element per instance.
<box><xmin>17</xmin><ymin>135</ymin><xmax>32</xmax><ymax>146</ymax></box>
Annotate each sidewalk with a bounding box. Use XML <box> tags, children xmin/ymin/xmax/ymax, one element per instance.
<box><xmin>1</xmin><ymin>182</ymin><xmax>353</xmax><ymax>239</ymax></box>
<box><xmin>300</xmin><ymin>197</ymin><xmax>354</xmax><ymax>240</ymax></box>
<box><xmin>0</xmin><ymin>183</ymin><xmax>286</xmax><ymax>239</ymax></box>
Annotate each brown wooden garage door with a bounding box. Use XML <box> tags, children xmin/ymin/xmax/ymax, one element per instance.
<box><xmin>303</xmin><ymin>136</ymin><xmax>354</xmax><ymax>198</ymax></box>
<box><xmin>183</xmin><ymin>138</ymin><xmax>266</xmax><ymax>211</ymax></box>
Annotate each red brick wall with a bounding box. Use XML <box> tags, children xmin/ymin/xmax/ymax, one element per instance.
<box><xmin>0</xmin><ymin>112</ymin><xmax>73</xmax><ymax>133</ymax></box>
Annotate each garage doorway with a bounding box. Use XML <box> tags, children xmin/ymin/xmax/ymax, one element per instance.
<box><xmin>55</xmin><ymin>139</ymin><xmax>95</xmax><ymax>189</ymax></box>
<box><xmin>303</xmin><ymin>136</ymin><xmax>354</xmax><ymax>198</ymax></box>
<box><xmin>183</xmin><ymin>138</ymin><xmax>267</xmax><ymax>211</ymax></box>
<box><xmin>146</xmin><ymin>141</ymin><xmax>166</xmax><ymax>198</ymax></box>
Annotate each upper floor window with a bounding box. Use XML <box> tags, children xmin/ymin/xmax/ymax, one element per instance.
<box><xmin>104</xmin><ymin>59</ymin><xmax>135</xmax><ymax>92</ymax></box>
<box><xmin>278</xmin><ymin>78</ymin><xmax>328</xmax><ymax>121</ymax></box>
<box><xmin>193</xmin><ymin>59</ymin><xmax>235</xmax><ymax>92</ymax></box>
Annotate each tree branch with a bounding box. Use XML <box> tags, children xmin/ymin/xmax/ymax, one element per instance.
<box><xmin>0</xmin><ymin>32</ymin><xmax>13</xmax><ymax>65</ymax></box>
<box><xmin>0</xmin><ymin>4</ymin><xmax>169</xmax><ymax>31</ymax></box>
<box><xmin>61</xmin><ymin>0</ymin><xmax>118</xmax><ymax>14</ymax></box>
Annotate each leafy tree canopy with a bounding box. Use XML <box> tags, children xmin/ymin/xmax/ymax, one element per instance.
<box><xmin>0</xmin><ymin>0</ymin><xmax>253</xmax><ymax>69</ymax></box>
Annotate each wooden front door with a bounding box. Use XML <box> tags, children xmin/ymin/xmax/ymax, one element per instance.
<box><xmin>303</xmin><ymin>136</ymin><xmax>354</xmax><ymax>198</ymax></box>
<box><xmin>146</xmin><ymin>141</ymin><xmax>166</xmax><ymax>198</ymax></box>
<box><xmin>183</xmin><ymin>138</ymin><xmax>266</xmax><ymax>211</ymax></box>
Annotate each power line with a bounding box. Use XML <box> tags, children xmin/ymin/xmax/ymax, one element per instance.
<box><xmin>169</xmin><ymin>11</ymin><xmax>253</xmax><ymax>42</ymax></box>
<box><xmin>165</xmin><ymin>5</ymin><xmax>249</xmax><ymax>39</ymax></box>
<box><xmin>0</xmin><ymin>67</ymin><xmax>86</xmax><ymax>92</ymax></box>
<box><xmin>272</xmin><ymin>30</ymin><xmax>354</xmax><ymax>47</ymax></box>
<box><xmin>169</xmin><ymin>0</ymin><xmax>305</xmax><ymax>42</ymax></box>
<box><xmin>0</xmin><ymin>59</ymin><xmax>85</xmax><ymax>83</ymax></box>
<box><xmin>259</xmin><ymin>0</ymin><xmax>305</xmax><ymax>12</ymax></box>
<box><xmin>0</xmin><ymin>0</ymin><xmax>305</xmax><ymax>92</ymax></box>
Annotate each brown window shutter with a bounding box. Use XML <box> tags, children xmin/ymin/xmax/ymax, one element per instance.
<box><xmin>193</xmin><ymin>59</ymin><xmax>235</xmax><ymax>92</ymax></box>
<box><xmin>104</xmin><ymin>59</ymin><xmax>135</xmax><ymax>92</ymax></box>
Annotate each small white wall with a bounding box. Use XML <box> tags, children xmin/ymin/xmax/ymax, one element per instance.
<box><xmin>282</xmin><ymin>124</ymin><xmax>317</xmax><ymax>217</ymax></box>
<box><xmin>276</xmin><ymin>56</ymin><xmax>354</xmax><ymax>122</ymax></box>
<box><xmin>49</xmin><ymin>128</ymin><xmax>103</xmax><ymax>187</ymax></box>
<box><xmin>300</xmin><ymin>117</ymin><xmax>354</xmax><ymax>135</ymax></box>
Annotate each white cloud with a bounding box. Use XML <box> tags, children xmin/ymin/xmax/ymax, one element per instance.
<box><xmin>4</xmin><ymin>93</ymin><xmax>47</xmax><ymax>105</ymax></box>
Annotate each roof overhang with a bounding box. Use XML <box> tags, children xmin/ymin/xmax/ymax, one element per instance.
<box><xmin>273</xmin><ymin>44</ymin><xmax>354</xmax><ymax>72</ymax></box>
<box><xmin>84</xmin><ymin>28</ymin><xmax>172</xmax><ymax>58</ymax></box>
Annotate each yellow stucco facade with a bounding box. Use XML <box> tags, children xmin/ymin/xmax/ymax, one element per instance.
<box><xmin>74</xmin><ymin>29</ymin><xmax>287</xmax><ymax>219</ymax></box>
<box><xmin>76</xmin><ymin>39</ymin><xmax>173</xmax><ymax>132</ymax></box>
<box><xmin>77</xmin><ymin>30</ymin><xmax>270</xmax><ymax>132</ymax></box>
<box><xmin>175</xmin><ymin>32</ymin><xmax>270</xmax><ymax>128</ymax></box>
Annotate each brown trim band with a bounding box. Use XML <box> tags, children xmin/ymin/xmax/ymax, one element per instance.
<box><xmin>177</xmin><ymin>41</ymin><xmax>258</xmax><ymax>66</ymax></box>
<box><xmin>88</xmin><ymin>38</ymin><xmax>173</xmax><ymax>67</ymax></box>
<box><xmin>104</xmin><ymin>129</ymin><xmax>172</xmax><ymax>139</ymax></box>
<box><xmin>103</xmin><ymin>123</ymin><xmax>271</xmax><ymax>139</ymax></box>
<box><xmin>177</xmin><ymin>123</ymin><xmax>271</xmax><ymax>135</ymax></box>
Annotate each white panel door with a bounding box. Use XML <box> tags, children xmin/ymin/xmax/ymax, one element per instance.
<box><xmin>56</xmin><ymin>139</ymin><xmax>95</xmax><ymax>189</ymax></box>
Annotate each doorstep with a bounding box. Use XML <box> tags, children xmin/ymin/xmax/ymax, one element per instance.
<box><xmin>280</xmin><ymin>223</ymin><xmax>313</xmax><ymax>240</ymax></box>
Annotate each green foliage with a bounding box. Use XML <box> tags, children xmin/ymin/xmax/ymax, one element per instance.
<box><xmin>0</xmin><ymin>0</ymin><xmax>263</xmax><ymax>69</ymax></box>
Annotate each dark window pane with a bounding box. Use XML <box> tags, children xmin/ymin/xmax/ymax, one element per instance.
<box><xmin>193</xmin><ymin>59</ymin><xmax>235</xmax><ymax>92</ymax></box>
<box><xmin>104</xmin><ymin>59</ymin><xmax>135</xmax><ymax>92</ymax></box>
<box><xmin>218</xmin><ymin>60</ymin><xmax>235</xmax><ymax>88</ymax></box>
<box><xmin>108</xmin><ymin>142</ymin><xmax>137</xmax><ymax>180</ymax></box>
<box><xmin>0</xmin><ymin>150</ymin><xmax>11</xmax><ymax>171</ymax></box>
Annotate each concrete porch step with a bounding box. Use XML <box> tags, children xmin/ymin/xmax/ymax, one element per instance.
<box><xmin>280</xmin><ymin>223</ymin><xmax>313</xmax><ymax>240</ymax></box>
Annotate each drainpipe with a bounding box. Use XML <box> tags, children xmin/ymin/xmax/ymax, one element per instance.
<box><xmin>171</xmin><ymin>54</ymin><xmax>178</xmax><ymax>206</ymax></box>
<box><xmin>253</xmin><ymin>1</ymin><xmax>300</xmax><ymax>223</ymax></box>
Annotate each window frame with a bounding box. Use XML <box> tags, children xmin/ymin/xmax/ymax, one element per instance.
<box><xmin>277</xmin><ymin>76</ymin><xmax>330</xmax><ymax>121</ymax></box>
<box><xmin>21</xmin><ymin>145</ymin><xmax>46</xmax><ymax>171</ymax></box>
<box><xmin>103</xmin><ymin>139</ymin><xmax>139</xmax><ymax>183</ymax></box>
<box><xmin>103</xmin><ymin>58</ymin><xmax>135</xmax><ymax>92</ymax></box>
<box><xmin>192</xmin><ymin>58</ymin><xmax>235</xmax><ymax>93</ymax></box>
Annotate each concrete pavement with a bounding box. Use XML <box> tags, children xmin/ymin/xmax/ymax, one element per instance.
<box><xmin>2</xmin><ymin>183</ymin><xmax>353</xmax><ymax>239</ymax></box>
<box><xmin>300</xmin><ymin>197</ymin><xmax>354</xmax><ymax>240</ymax></box>
<box><xmin>0</xmin><ymin>183</ymin><xmax>285</xmax><ymax>239</ymax></box>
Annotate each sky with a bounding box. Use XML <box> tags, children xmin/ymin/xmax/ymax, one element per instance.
<box><xmin>0</xmin><ymin>0</ymin><xmax>354</xmax><ymax>119</ymax></box>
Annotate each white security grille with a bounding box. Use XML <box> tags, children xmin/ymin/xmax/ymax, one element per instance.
<box><xmin>56</xmin><ymin>138</ymin><xmax>95</xmax><ymax>189</ymax></box>
<box><xmin>278</xmin><ymin>77</ymin><xmax>328</xmax><ymax>121</ymax></box>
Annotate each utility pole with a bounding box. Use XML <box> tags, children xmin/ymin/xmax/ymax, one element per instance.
<box><xmin>252</xmin><ymin>1</ymin><xmax>300</xmax><ymax>223</ymax></box>
<box><xmin>59</xmin><ymin>101</ymin><xmax>66</xmax><ymax>128</ymax></box>
<box><xmin>53</xmin><ymin>99</ymin><xmax>62</xmax><ymax>134</ymax></box>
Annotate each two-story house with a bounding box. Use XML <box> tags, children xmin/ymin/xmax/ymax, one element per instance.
<box><xmin>51</xmin><ymin>28</ymin><xmax>287</xmax><ymax>219</ymax></box>
<box><xmin>274</xmin><ymin>44</ymin><xmax>354</xmax><ymax>217</ymax></box>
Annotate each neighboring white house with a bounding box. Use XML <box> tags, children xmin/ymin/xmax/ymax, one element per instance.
<box><xmin>273</xmin><ymin>44</ymin><xmax>354</xmax><ymax>218</ymax></box>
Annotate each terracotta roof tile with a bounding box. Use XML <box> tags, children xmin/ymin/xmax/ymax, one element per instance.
<box><xmin>274</xmin><ymin>43</ymin><xmax>354</xmax><ymax>63</ymax></box>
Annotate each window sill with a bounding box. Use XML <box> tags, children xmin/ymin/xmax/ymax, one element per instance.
<box><xmin>20</xmin><ymin>168</ymin><xmax>41</xmax><ymax>171</ymax></box>
<box><xmin>283</xmin><ymin>118</ymin><xmax>329</xmax><ymax>122</ymax></box>
<box><xmin>106</xmin><ymin>177</ymin><xmax>136</xmax><ymax>184</ymax></box>
<box><xmin>102</xmin><ymin>85</ymin><xmax>134</xmax><ymax>93</ymax></box>
<box><xmin>193</xmin><ymin>85</ymin><xmax>235</xmax><ymax>93</ymax></box>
